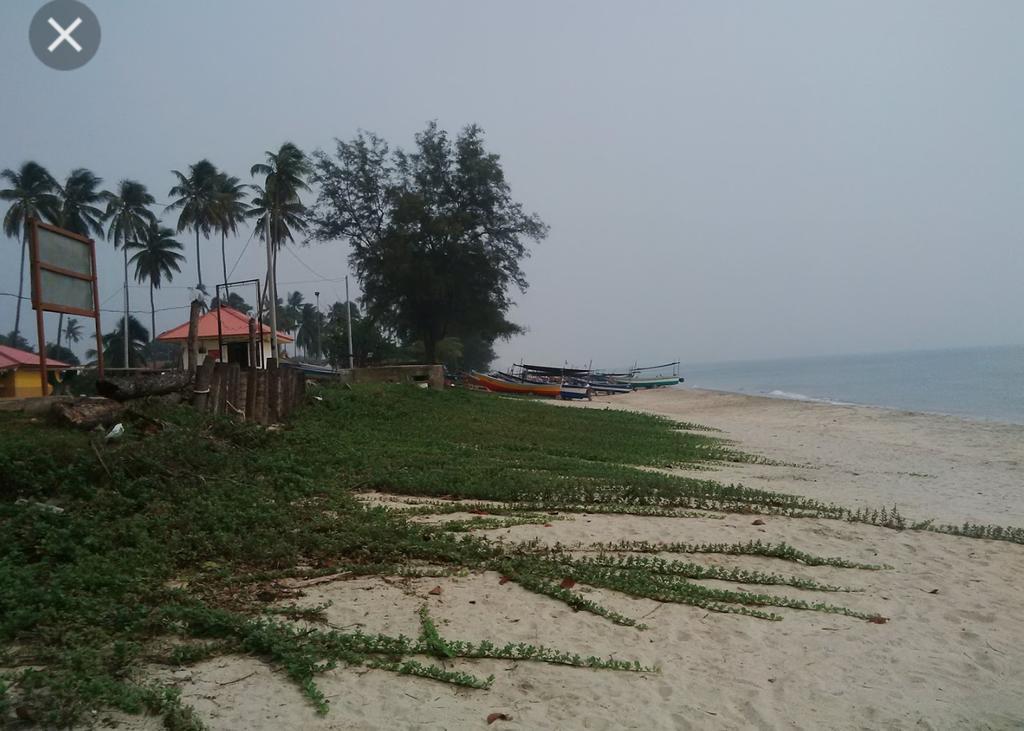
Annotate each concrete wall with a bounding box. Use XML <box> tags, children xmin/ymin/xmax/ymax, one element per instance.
<box><xmin>327</xmin><ymin>364</ymin><xmax>445</xmax><ymax>391</ymax></box>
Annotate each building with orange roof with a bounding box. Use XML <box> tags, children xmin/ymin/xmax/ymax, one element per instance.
<box><xmin>155</xmin><ymin>306</ymin><xmax>293</xmax><ymax>370</ymax></box>
<box><xmin>0</xmin><ymin>345</ymin><xmax>70</xmax><ymax>398</ymax></box>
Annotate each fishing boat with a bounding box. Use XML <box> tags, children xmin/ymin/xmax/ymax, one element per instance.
<box><xmin>517</xmin><ymin>363</ymin><xmax>591</xmax><ymax>379</ymax></box>
<box><xmin>587</xmin><ymin>377</ymin><xmax>633</xmax><ymax>394</ymax></box>
<box><xmin>624</xmin><ymin>375</ymin><xmax>681</xmax><ymax>389</ymax></box>
<box><xmin>559</xmin><ymin>381</ymin><xmax>592</xmax><ymax>400</ymax></box>
<box><xmin>622</xmin><ymin>361</ymin><xmax>684</xmax><ymax>389</ymax></box>
<box><xmin>518</xmin><ymin>363</ymin><xmax>621</xmax><ymax>396</ymax></box>
<box><xmin>291</xmin><ymin>361</ymin><xmax>338</xmax><ymax>377</ymax></box>
<box><xmin>469</xmin><ymin>371</ymin><xmax>562</xmax><ymax>398</ymax></box>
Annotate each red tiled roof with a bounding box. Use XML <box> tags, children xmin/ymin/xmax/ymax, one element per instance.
<box><xmin>0</xmin><ymin>344</ymin><xmax>70</xmax><ymax>371</ymax></box>
<box><xmin>155</xmin><ymin>306</ymin><xmax>294</xmax><ymax>343</ymax></box>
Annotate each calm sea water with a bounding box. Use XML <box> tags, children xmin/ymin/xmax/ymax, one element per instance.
<box><xmin>681</xmin><ymin>345</ymin><xmax>1024</xmax><ymax>425</ymax></box>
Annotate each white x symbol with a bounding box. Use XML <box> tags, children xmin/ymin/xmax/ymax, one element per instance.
<box><xmin>47</xmin><ymin>17</ymin><xmax>83</xmax><ymax>53</ymax></box>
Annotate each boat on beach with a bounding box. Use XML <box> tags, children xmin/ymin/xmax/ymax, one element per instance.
<box><xmin>620</xmin><ymin>361</ymin><xmax>683</xmax><ymax>389</ymax></box>
<box><xmin>559</xmin><ymin>381</ymin><xmax>592</xmax><ymax>400</ymax></box>
<box><xmin>623</xmin><ymin>375</ymin><xmax>682</xmax><ymax>388</ymax></box>
<box><xmin>469</xmin><ymin>371</ymin><xmax>562</xmax><ymax>398</ymax></box>
<box><xmin>468</xmin><ymin>360</ymin><xmax>683</xmax><ymax>398</ymax></box>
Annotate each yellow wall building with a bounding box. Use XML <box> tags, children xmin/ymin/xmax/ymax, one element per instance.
<box><xmin>0</xmin><ymin>345</ymin><xmax>70</xmax><ymax>398</ymax></box>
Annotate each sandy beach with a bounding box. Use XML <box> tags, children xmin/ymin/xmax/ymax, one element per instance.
<box><xmin>122</xmin><ymin>388</ymin><xmax>1024</xmax><ymax>730</ymax></box>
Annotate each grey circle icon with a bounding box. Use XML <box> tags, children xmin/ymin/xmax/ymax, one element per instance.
<box><xmin>30</xmin><ymin>0</ymin><xmax>101</xmax><ymax>70</ymax></box>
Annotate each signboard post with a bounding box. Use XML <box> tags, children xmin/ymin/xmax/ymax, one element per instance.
<box><xmin>28</xmin><ymin>218</ymin><xmax>104</xmax><ymax>394</ymax></box>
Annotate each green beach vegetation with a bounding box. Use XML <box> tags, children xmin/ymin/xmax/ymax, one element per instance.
<box><xmin>4</xmin><ymin>385</ymin><xmax>1019</xmax><ymax>727</ymax></box>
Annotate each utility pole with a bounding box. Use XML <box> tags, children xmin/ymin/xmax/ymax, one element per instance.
<box><xmin>345</xmin><ymin>275</ymin><xmax>354</xmax><ymax>369</ymax></box>
<box><xmin>314</xmin><ymin>290</ymin><xmax>322</xmax><ymax>361</ymax></box>
<box><xmin>265</xmin><ymin>219</ymin><xmax>278</xmax><ymax>363</ymax></box>
<box><xmin>123</xmin><ymin>247</ymin><xmax>129</xmax><ymax>370</ymax></box>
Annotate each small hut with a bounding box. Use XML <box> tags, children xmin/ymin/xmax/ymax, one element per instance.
<box><xmin>155</xmin><ymin>307</ymin><xmax>293</xmax><ymax>369</ymax></box>
<box><xmin>0</xmin><ymin>345</ymin><xmax>70</xmax><ymax>398</ymax></box>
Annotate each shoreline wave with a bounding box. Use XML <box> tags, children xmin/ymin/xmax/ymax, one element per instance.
<box><xmin>681</xmin><ymin>385</ymin><xmax>1024</xmax><ymax>427</ymax></box>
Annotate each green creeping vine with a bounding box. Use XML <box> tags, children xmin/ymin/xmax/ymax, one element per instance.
<box><xmin>435</xmin><ymin>515</ymin><xmax>555</xmax><ymax>532</ymax></box>
<box><xmin>395</xmin><ymin>501</ymin><xmax>552</xmax><ymax>517</ymax></box>
<box><xmin>910</xmin><ymin>519</ymin><xmax>1024</xmax><ymax>545</ymax></box>
<box><xmin>491</xmin><ymin>548</ymin><xmax>884</xmax><ymax>622</ymax></box>
<box><xmin>418</xmin><ymin>605</ymin><xmax>456</xmax><ymax>658</ymax></box>
<box><xmin>498</xmin><ymin>557</ymin><xmax>880</xmax><ymax>622</ymax></box>
<box><xmin>560</xmin><ymin>539</ymin><xmax>891</xmax><ymax>570</ymax></box>
<box><xmin>366</xmin><ymin>658</ymin><xmax>493</xmax><ymax>689</ymax></box>
<box><xmin>146</xmin><ymin>602</ymin><xmax>652</xmax><ymax>717</ymax></box>
<box><xmin>550</xmin><ymin>554</ymin><xmax>858</xmax><ymax>593</ymax></box>
<box><xmin>492</xmin><ymin>566</ymin><xmax>649</xmax><ymax>629</ymax></box>
<box><xmin>500</xmin><ymin>502</ymin><xmax>725</xmax><ymax>519</ymax></box>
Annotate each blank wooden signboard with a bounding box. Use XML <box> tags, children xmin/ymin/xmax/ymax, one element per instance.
<box><xmin>29</xmin><ymin>219</ymin><xmax>104</xmax><ymax>391</ymax></box>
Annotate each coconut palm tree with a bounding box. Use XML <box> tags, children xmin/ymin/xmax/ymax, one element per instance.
<box><xmin>167</xmin><ymin>160</ymin><xmax>220</xmax><ymax>293</ymax></box>
<box><xmin>63</xmin><ymin>317</ymin><xmax>82</xmax><ymax>348</ymax></box>
<box><xmin>88</xmin><ymin>315</ymin><xmax>149</xmax><ymax>368</ymax></box>
<box><xmin>279</xmin><ymin>291</ymin><xmax>304</xmax><ymax>336</ymax></box>
<box><xmin>54</xmin><ymin>168</ymin><xmax>106</xmax><ymax>347</ymax></box>
<box><xmin>248</xmin><ymin>143</ymin><xmax>310</xmax><ymax>331</ymax></box>
<box><xmin>214</xmin><ymin>173</ymin><xmax>249</xmax><ymax>289</ymax></box>
<box><xmin>296</xmin><ymin>302</ymin><xmax>322</xmax><ymax>358</ymax></box>
<box><xmin>55</xmin><ymin>168</ymin><xmax>105</xmax><ymax>238</ymax></box>
<box><xmin>0</xmin><ymin>331</ymin><xmax>32</xmax><ymax>351</ymax></box>
<box><xmin>129</xmin><ymin>221</ymin><xmax>185</xmax><ymax>339</ymax></box>
<box><xmin>209</xmin><ymin>291</ymin><xmax>251</xmax><ymax>313</ymax></box>
<box><xmin>1</xmin><ymin>162</ymin><xmax>59</xmax><ymax>342</ymax></box>
<box><xmin>102</xmin><ymin>180</ymin><xmax>156</xmax><ymax>368</ymax></box>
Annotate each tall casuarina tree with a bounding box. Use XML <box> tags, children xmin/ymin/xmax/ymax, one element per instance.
<box><xmin>167</xmin><ymin>159</ymin><xmax>220</xmax><ymax>295</ymax></box>
<box><xmin>0</xmin><ymin>162</ymin><xmax>59</xmax><ymax>343</ymax></box>
<box><xmin>309</xmin><ymin>123</ymin><xmax>548</xmax><ymax>362</ymax></box>
<box><xmin>102</xmin><ymin>180</ymin><xmax>156</xmax><ymax>368</ymax></box>
<box><xmin>129</xmin><ymin>221</ymin><xmax>185</xmax><ymax>338</ymax></box>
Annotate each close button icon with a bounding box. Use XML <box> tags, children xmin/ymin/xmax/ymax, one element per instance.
<box><xmin>30</xmin><ymin>0</ymin><xmax>101</xmax><ymax>70</ymax></box>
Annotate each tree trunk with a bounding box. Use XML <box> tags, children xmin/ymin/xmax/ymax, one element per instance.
<box><xmin>150</xmin><ymin>284</ymin><xmax>156</xmax><ymax>342</ymax></box>
<box><xmin>195</xmin><ymin>228</ymin><xmax>203</xmax><ymax>292</ymax></box>
<box><xmin>13</xmin><ymin>233</ymin><xmax>27</xmax><ymax>341</ymax></box>
<box><xmin>52</xmin><ymin>398</ymin><xmax>127</xmax><ymax>429</ymax></box>
<box><xmin>186</xmin><ymin>299</ymin><xmax>201</xmax><ymax>374</ymax></box>
<box><xmin>221</xmin><ymin>231</ymin><xmax>228</xmax><ymax>290</ymax></box>
<box><xmin>57</xmin><ymin>313</ymin><xmax>64</xmax><ymax>350</ymax></box>
<box><xmin>423</xmin><ymin>332</ymin><xmax>437</xmax><ymax>364</ymax></box>
<box><xmin>97</xmin><ymin>371</ymin><xmax>192</xmax><ymax>401</ymax></box>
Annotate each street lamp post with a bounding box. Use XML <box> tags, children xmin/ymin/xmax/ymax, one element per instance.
<box><xmin>314</xmin><ymin>290</ymin><xmax>322</xmax><ymax>361</ymax></box>
<box><xmin>345</xmin><ymin>276</ymin><xmax>354</xmax><ymax>370</ymax></box>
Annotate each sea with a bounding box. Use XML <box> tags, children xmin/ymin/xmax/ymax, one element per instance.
<box><xmin>680</xmin><ymin>344</ymin><xmax>1024</xmax><ymax>425</ymax></box>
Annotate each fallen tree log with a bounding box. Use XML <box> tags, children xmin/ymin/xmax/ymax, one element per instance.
<box><xmin>51</xmin><ymin>398</ymin><xmax>127</xmax><ymax>430</ymax></box>
<box><xmin>96</xmin><ymin>371</ymin><xmax>192</xmax><ymax>401</ymax></box>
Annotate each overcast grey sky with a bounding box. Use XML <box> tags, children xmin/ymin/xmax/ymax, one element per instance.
<box><xmin>2</xmin><ymin>1</ymin><xmax>1021</xmax><ymax>367</ymax></box>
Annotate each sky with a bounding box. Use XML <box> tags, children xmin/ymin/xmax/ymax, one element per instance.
<box><xmin>1</xmin><ymin>0</ymin><xmax>1022</xmax><ymax>368</ymax></box>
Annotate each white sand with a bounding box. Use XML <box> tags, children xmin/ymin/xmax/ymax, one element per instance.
<box><xmin>116</xmin><ymin>389</ymin><xmax>1024</xmax><ymax>730</ymax></box>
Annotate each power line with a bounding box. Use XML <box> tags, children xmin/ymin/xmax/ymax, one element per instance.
<box><xmin>283</xmin><ymin>244</ymin><xmax>333</xmax><ymax>281</ymax></box>
<box><xmin>226</xmin><ymin>230</ymin><xmax>257</xmax><ymax>282</ymax></box>
<box><xmin>1</xmin><ymin>291</ymin><xmax>190</xmax><ymax>315</ymax></box>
